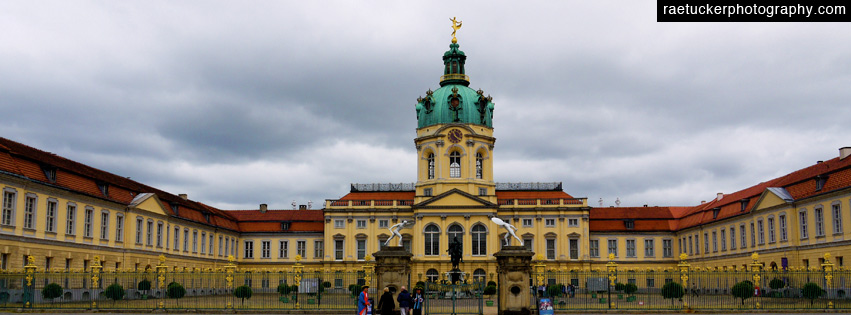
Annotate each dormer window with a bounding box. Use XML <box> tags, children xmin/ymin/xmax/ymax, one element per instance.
<box><xmin>41</xmin><ymin>166</ymin><xmax>56</xmax><ymax>182</ymax></box>
<box><xmin>203</xmin><ymin>213</ymin><xmax>210</xmax><ymax>223</ymax></box>
<box><xmin>281</xmin><ymin>222</ymin><xmax>290</xmax><ymax>231</ymax></box>
<box><xmin>712</xmin><ymin>208</ymin><xmax>721</xmax><ymax>219</ymax></box>
<box><xmin>96</xmin><ymin>182</ymin><xmax>109</xmax><ymax>197</ymax></box>
<box><xmin>624</xmin><ymin>220</ymin><xmax>634</xmax><ymax>229</ymax></box>
<box><xmin>171</xmin><ymin>204</ymin><xmax>179</xmax><ymax>216</ymax></box>
<box><xmin>815</xmin><ymin>175</ymin><xmax>828</xmax><ymax>191</ymax></box>
<box><xmin>740</xmin><ymin>199</ymin><xmax>749</xmax><ymax>212</ymax></box>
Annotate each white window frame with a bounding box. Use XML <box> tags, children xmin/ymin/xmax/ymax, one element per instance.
<box><xmin>779</xmin><ymin>214</ymin><xmax>788</xmax><ymax>241</ymax></box>
<box><xmin>730</xmin><ymin>226</ymin><xmax>736</xmax><ymax>249</ymax></box>
<box><xmin>156</xmin><ymin>222</ymin><xmax>164</xmax><ymax>247</ymax></box>
<box><xmin>356</xmin><ymin>239</ymin><xmax>366</xmax><ymax>260</ymax></box>
<box><xmin>115</xmin><ymin>214</ymin><xmax>124</xmax><ymax>242</ymax></box>
<box><xmin>356</xmin><ymin>220</ymin><xmax>367</xmax><ymax>229</ymax></box>
<box><xmin>568</xmin><ymin>218</ymin><xmax>579</xmax><ymax>227</ymax></box>
<box><xmin>720</xmin><ymin>229</ymin><xmax>726</xmax><ymax>251</ymax></box>
<box><xmin>768</xmin><ymin>217</ymin><xmax>776</xmax><ymax>243</ymax></box>
<box><xmin>297</xmin><ymin>240</ymin><xmax>307</xmax><ymax>258</ymax></box>
<box><xmin>589</xmin><ymin>239</ymin><xmax>599</xmax><ymax>258</ymax></box>
<box><xmin>814</xmin><ymin>206</ymin><xmax>825</xmax><ymax>237</ymax></box>
<box><xmin>280</xmin><ymin>240</ymin><xmax>289</xmax><ymax>258</ymax></box>
<box><xmin>334</xmin><ymin>219</ymin><xmax>344</xmax><ymax>229</ymax></box>
<box><xmin>200</xmin><ymin>232</ymin><xmax>206</xmax><ymax>254</ymax></box>
<box><xmin>334</xmin><ymin>239</ymin><xmax>344</xmax><ymax>261</ymax></box>
<box><xmin>65</xmin><ymin>203</ymin><xmax>76</xmax><ymax>235</ymax></box>
<box><xmin>100</xmin><ymin>210</ymin><xmax>109</xmax><ymax>240</ymax></box>
<box><xmin>799</xmin><ymin>209</ymin><xmax>808</xmax><ymax>239</ymax></box>
<box><xmin>261</xmin><ymin>240</ymin><xmax>271</xmax><ymax>259</ymax></box>
<box><xmin>607</xmin><ymin>239</ymin><xmax>618</xmax><ymax>257</ymax></box>
<box><xmin>146</xmin><ymin>219</ymin><xmax>154</xmax><ymax>246</ymax></box>
<box><xmin>314</xmin><ymin>240</ymin><xmax>323</xmax><ymax>258</ymax></box>
<box><xmin>546</xmin><ymin>238</ymin><xmax>556</xmax><ymax>260</ymax></box>
<box><xmin>84</xmin><ymin>207</ymin><xmax>93</xmax><ymax>238</ymax></box>
<box><xmin>23</xmin><ymin>194</ymin><xmax>36</xmax><ymax>230</ymax></box>
<box><xmin>378</xmin><ymin>220</ymin><xmax>389</xmax><ymax>229</ymax></box>
<box><xmin>471</xmin><ymin>224</ymin><xmax>487</xmax><ymax>256</ymax></box>
<box><xmin>662</xmin><ymin>239</ymin><xmax>673</xmax><ymax>257</ymax></box>
<box><xmin>45</xmin><ymin>199</ymin><xmax>57</xmax><ymax>233</ymax></box>
<box><xmin>626</xmin><ymin>239</ymin><xmax>636</xmax><ymax>257</ymax></box>
<box><xmin>1</xmin><ymin>189</ymin><xmax>16</xmax><ymax>226</ymax></box>
<box><xmin>545</xmin><ymin>218</ymin><xmax>555</xmax><ymax>227</ymax></box>
<box><xmin>244</xmin><ymin>240</ymin><xmax>254</xmax><ymax>259</ymax></box>
<box><xmin>832</xmin><ymin>203</ymin><xmax>842</xmax><ymax>235</ymax></box>
<box><xmin>522</xmin><ymin>218</ymin><xmax>533</xmax><ymax>227</ymax></box>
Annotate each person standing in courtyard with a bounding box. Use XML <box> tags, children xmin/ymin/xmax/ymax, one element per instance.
<box><xmin>397</xmin><ymin>286</ymin><xmax>412</xmax><ymax>315</ymax></box>
<box><xmin>412</xmin><ymin>287</ymin><xmax>424</xmax><ymax>315</ymax></box>
<box><xmin>378</xmin><ymin>287</ymin><xmax>395</xmax><ymax>315</ymax></box>
<box><xmin>358</xmin><ymin>285</ymin><xmax>371</xmax><ymax>315</ymax></box>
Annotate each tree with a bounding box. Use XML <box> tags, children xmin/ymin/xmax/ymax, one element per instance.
<box><xmin>277</xmin><ymin>283</ymin><xmax>292</xmax><ymax>296</ymax></box>
<box><xmin>547</xmin><ymin>284</ymin><xmax>563</xmax><ymax>297</ymax></box>
<box><xmin>41</xmin><ymin>283</ymin><xmax>63</xmax><ymax>303</ymax></box>
<box><xmin>801</xmin><ymin>282</ymin><xmax>824</xmax><ymax>305</ymax></box>
<box><xmin>487</xmin><ymin>280</ymin><xmax>497</xmax><ymax>287</ymax></box>
<box><xmin>137</xmin><ymin>279</ymin><xmax>151</xmax><ymax>298</ymax></box>
<box><xmin>661</xmin><ymin>282</ymin><xmax>684</xmax><ymax>306</ymax></box>
<box><xmin>769</xmin><ymin>278</ymin><xmax>784</xmax><ymax>290</ymax></box>
<box><xmin>614</xmin><ymin>282</ymin><xmax>625</xmax><ymax>292</ymax></box>
<box><xmin>167</xmin><ymin>282</ymin><xmax>186</xmax><ymax>306</ymax></box>
<box><xmin>624</xmin><ymin>283</ymin><xmax>638</xmax><ymax>297</ymax></box>
<box><xmin>349</xmin><ymin>284</ymin><xmax>362</xmax><ymax>297</ymax></box>
<box><xmin>731</xmin><ymin>280</ymin><xmax>755</xmax><ymax>305</ymax></box>
<box><xmin>234</xmin><ymin>285</ymin><xmax>253</xmax><ymax>306</ymax></box>
<box><xmin>104</xmin><ymin>283</ymin><xmax>125</xmax><ymax>305</ymax></box>
<box><xmin>483</xmin><ymin>285</ymin><xmax>497</xmax><ymax>297</ymax></box>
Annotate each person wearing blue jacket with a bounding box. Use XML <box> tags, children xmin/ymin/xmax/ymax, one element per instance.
<box><xmin>397</xmin><ymin>286</ymin><xmax>412</xmax><ymax>315</ymax></box>
<box><xmin>358</xmin><ymin>285</ymin><xmax>371</xmax><ymax>315</ymax></box>
<box><xmin>411</xmin><ymin>287</ymin><xmax>424</xmax><ymax>315</ymax></box>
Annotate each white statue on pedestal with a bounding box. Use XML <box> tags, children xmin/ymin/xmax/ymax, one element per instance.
<box><xmin>384</xmin><ymin>220</ymin><xmax>414</xmax><ymax>247</ymax></box>
<box><xmin>491</xmin><ymin>217</ymin><xmax>523</xmax><ymax>246</ymax></box>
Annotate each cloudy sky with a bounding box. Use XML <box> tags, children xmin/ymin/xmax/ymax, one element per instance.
<box><xmin>2</xmin><ymin>1</ymin><xmax>850</xmax><ymax>210</ymax></box>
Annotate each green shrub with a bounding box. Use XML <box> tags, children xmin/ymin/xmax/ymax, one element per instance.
<box><xmin>104</xmin><ymin>283</ymin><xmax>125</xmax><ymax>304</ymax></box>
<box><xmin>547</xmin><ymin>284</ymin><xmax>563</xmax><ymax>297</ymax></box>
<box><xmin>137</xmin><ymin>279</ymin><xmax>151</xmax><ymax>292</ymax></box>
<box><xmin>487</xmin><ymin>280</ymin><xmax>497</xmax><ymax>287</ymax></box>
<box><xmin>349</xmin><ymin>284</ymin><xmax>362</xmax><ymax>297</ymax></box>
<box><xmin>41</xmin><ymin>283</ymin><xmax>62</xmax><ymax>301</ymax></box>
<box><xmin>277</xmin><ymin>283</ymin><xmax>292</xmax><ymax>295</ymax></box>
<box><xmin>614</xmin><ymin>282</ymin><xmax>625</xmax><ymax>292</ymax></box>
<box><xmin>801</xmin><ymin>282</ymin><xmax>824</xmax><ymax>305</ymax></box>
<box><xmin>624</xmin><ymin>283</ymin><xmax>638</xmax><ymax>296</ymax></box>
<box><xmin>166</xmin><ymin>282</ymin><xmax>185</xmax><ymax>299</ymax></box>
<box><xmin>483</xmin><ymin>285</ymin><xmax>497</xmax><ymax>297</ymax></box>
<box><xmin>731</xmin><ymin>280</ymin><xmax>755</xmax><ymax>305</ymax></box>
<box><xmin>661</xmin><ymin>282</ymin><xmax>684</xmax><ymax>306</ymax></box>
<box><xmin>234</xmin><ymin>285</ymin><xmax>253</xmax><ymax>305</ymax></box>
<box><xmin>323</xmin><ymin>281</ymin><xmax>332</xmax><ymax>288</ymax></box>
<box><xmin>769</xmin><ymin>278</ymin><xmax>784</xmax><ymax>290</ymax></box>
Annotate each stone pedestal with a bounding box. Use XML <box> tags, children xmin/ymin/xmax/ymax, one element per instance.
<box><xmin>373</xmin><ymin>246</ymin><xmax>413</xmax><ymax>301</ymax></box>
<box><xmin>494</xmin><ymin>246</ymin><xmax>534</xmax><ymax>315</ymax></box>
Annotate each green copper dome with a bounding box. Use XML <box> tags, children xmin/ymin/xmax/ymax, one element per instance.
<box><xmin>415</xmin><ymin>42</ymin><xmax>495</xmax><ymax>128</ymax></box>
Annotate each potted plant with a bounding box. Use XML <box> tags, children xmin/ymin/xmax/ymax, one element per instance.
<box><xmin>624</xmin><ymin>283</ymin><xmax>637</xmax><ymax>302</ymax></box>
<box><xmin>769</xmin><ymin>278</ymin><xmax>784</xmax><ymax>298</ymax></box>
<box><xmin>278</xmin><ymin>283</ymin><xmax>292</xmax><ymax>303</ymax></box>
<box><xmin>234</xmin><ymin>285</ymin><xmax>253</xmax><ymax>306</ymax></box>
<box><xmin>483</xmin><ymin>284</ymin><xmax>497</xmax><ymax>306</ymax></box>
<box><xmin>801</xmin><ymin>282</ymin><xmax>824</xmax><ymax>306</ymax></box>
<box><xmin>661</xmin><ymin>282</ymin><xmax>684</xmax><ymax>308</ymax></box>
<box><xmin>41</xmin><ymin>283</ymin><xmax>62</xmax><ymax>304</ymax></box>
<box><xmin>167</xmin><ymin>282</ymin><xmax>185</xmax><ymax>306</ymax></box>
<box><xmin>104</xmin><ymin>283</ymin><xmax>125</xmax><ymax>306</ymax></box>
<box><xmin>731</xmin><ymin>280</ymin><xmax>754</xmax><ymax>306</ymax></box>
<box><xmin>615</xmin><ymin>282</ymin><xmax>625</xmax><ymax>299</ymax></box>
<box><xmin>137</xmin><ymin>279</ymin><xmax>151</xmax><ymax>300</ymax></box>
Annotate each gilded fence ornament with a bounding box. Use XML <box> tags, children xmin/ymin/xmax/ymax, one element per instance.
<box><xmin>822</xmin><ymin>253</ymin><xmax>834</xmax><ymax>309</ymax></box>
<box><xmin>749</xmin><ymin>253</ymin><xmax>761</xmax><ymax>309</ymax></box>
<box><xmin>294</xmin><ymin>257</ymin><xmax>304</xmax><ymax>309</ymax></box>
<box><xmin>533</xmin><ymin>259</ymin><xmax>546</xmax><ymax>286</ymax></box>
<box><xmin>24</xmin><ymin>255</ymin><xmax>36</xmax><ymax>286</ymax></box>
<box><xmin>91</xmin><ymin>256</ymin><xmax>102</xmax><ymax>309</ymax></box>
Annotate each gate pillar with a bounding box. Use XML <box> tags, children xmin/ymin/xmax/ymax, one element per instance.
<box><xmin>494</xmin><ymin>246</ymin><xmax>534</xmax><ymax>315</ymax></box>
<box><xmin>374</xmin><ymin>246</ymin><xmax>413</xmax><ymax>301</ymax></box>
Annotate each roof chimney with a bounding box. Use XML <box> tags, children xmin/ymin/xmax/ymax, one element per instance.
<box><xmin>260</xmin><ymin>204</ymin><xmax>268</xmax><ymax>213</ymax></box>
<box><xmin>716</xmin><ymin>192</ymin><xmax>723</xmax><ymax>201</ymax></box>
<box><xmin>179</xmin><ymin>194</ymin><xmax>188</xmax><ymax>200</ymax></box>
<box><xmin>840</xmin><ymin>147</ymin><xmax>851</xmax><ymax>160</ymax></box>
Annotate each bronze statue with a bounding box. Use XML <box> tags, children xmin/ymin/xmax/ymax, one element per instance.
<box><xmin>447</xmin><ymin>235</ymin><xmax>462</xmax><ymax>269</ymax></box>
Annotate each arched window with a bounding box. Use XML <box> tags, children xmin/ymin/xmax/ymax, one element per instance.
<box><xmin>472</xmin><ymin>224</ymin><xmax>487</xmax><ymax>256</ymax></box>
<box><xmin>426</xmin><ymin>269</ymin><xmax>440</xmax><ymax>282</ymax></box>
<box><xmin>449</xmin><ymin>151</ymin><xmax>461</xmax><ymax>178</ymax></box>
<box><xmin>473</xmin><ymin>268</ymin><xmax>486</xmax><ymax>283</ymax></box>
<box><xmin>475</xmin><ymin>153</ymin><xmax>483</xmax><ymax>179</ymax></box>
<box><xmin>427</xmin><ymin>153</ymin><xmax>435</xmax><ymax>179</ymax></box>
<box><xmin>424</xmin><ymin>224</ymin><xmax>440</xmax><ymax>256</ymax></box>
<box><xmin>448</xmin><ymin>224</ymin><xmax>463</xmax><ymax>248</ymax></box>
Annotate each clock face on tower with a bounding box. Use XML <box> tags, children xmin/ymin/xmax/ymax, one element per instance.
<box><xmin>448</xmin><ymin>129</ymin><xmax>463</xmax><ymax>143</ymax></box>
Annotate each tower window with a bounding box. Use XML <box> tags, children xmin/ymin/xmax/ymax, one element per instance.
<box><xmin>475</xmin><ymin>153</ymin><xmax>483</xmax><ymax>179</ymax></box>
<box><xmin>427</xmin><ymin>153</ymin><xmax>435</xmax><ymax>179</ymax></box>
<box><xmin>449</xmin><ymin>151</ymin><xmax>461</xmax><ymax>178</ymax></box>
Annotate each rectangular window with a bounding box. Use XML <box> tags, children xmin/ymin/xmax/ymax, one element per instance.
<box><xmin>662</xmin><ymin>239</ymin><xmax>673</xmax><ymax>257</ymax></box>
<box><xmin>545</xmin><ymin>218</ymin><xmax>555</xmax><ymax>227</ymax></box>
<box><xmin>45</xmin><ymin>200</ymin><xmax>56</xmax><ymax>232</ymax></box>
<box><xmin>192</xmin><ymin>231</ymin><xmax>198</xmax><ymax>253</ymax></box>
<box><xmin>173</xmin><ymin>227</ymin><xmax>180</xmax><ymax>250</ymax></box>
<box><xmin>209</xmin><ymin>235</ymin><xmax>213</xmax><ymax>255</ymax></box>
<box><xmin>740</xmin><ymin>224</ymin><xmax>747</xmax><ymax>248</ymax></box>
<box><xmin>200</xmin><ymin>232</ymin><xmax>206</xmax><ymax>254</ymax></box>
<box><xmin>589</xmin><ymin>240</ymin><xmax>599</xmax><ymax>258</ymax></box>
<box><xmin>703</xmin><ymin>233</ymin><xmax>709</xmax><ymax>253</ymax></box>
<box><xmin>378</xmin><ymin>220</ymin><xmax>389</xmax><ymax>228</ymax></box>
<box><xmin>730</xmin><ymin>227</ymin><xmax>736</xmax><ymax>249</ymax></box>
<box><xmin>646</xmin><ymin>278</ymin><xmax>655</xmax><ymax>288</ymax></box>
<box><xmin>625</xmin><ymin>220</ymin><xmax>634</xmax><ymax>229</ymax></box>
<box><xmin>115</xmin><ymin>215</ymin><xmax>123</xmax><ymax>242</ymax></box>
<box><xmin>146</xmin><ymin>221</ymin><xmax>153</xmax><ymax>246</ymax></box>
<box><xmin>314</xmin><ymin>240</ymin><xmax>323</xmax><ymax>258</ymax></box>
<box><xmin>224</xmin><ymin>237</ymin><xmax>229</xmax><ymax>256</ymax></box>
<box><xmin>356</xmin><ymin>220</ymin><xmax>367</xmax><ymax>229</ymax></box>
<box><xmin>522</xmin><ymin>219</ymin><xmax>533</xmax><ymax>227</ymax></box>
<box><xmin>334</xmin><ymin>240</ymin><xmax>344</xmax><ymax>260</ymax></box>
<box><xmin>644</xmin><ymin>239</ymin><xmax>655</xmax><ymax>257</ymax></box>
<box><xmin>750</xmin><ymin>222</ymin><xmax>756</xmax><ymax>246</ymax></box>
<box><xmin>423</xmin><ymin>188</ymin><xmax>432</xmax><ymax>196</ymax></box>
<box><xmin>100</xmin><ymin>211</ymin><xmax>109</xmax><ymax>240</ymax></box>
<box><xmin>23</xmin><ymin>196</ymin><xmax>35</xmax><ymax>229</ymax></box>
<box><xmin>1</xmin><ymin>191</ymin><xmax>15</xmax><ymax>226</ymax></box>
<box><xmin>297</xmin><ymin>240</ymin><xmax>306</xmax><ymax>258</ymax></box>
<box><xmin>156</xmin><ymin>222</ymin><xmax>163</xmax><ymax>247</ymax></box>
<box><xmin>833</xmin><ymin>204</ymin><xmax>843</xmax><ymax>234</ymax></box>
<box><xmin>183</xmin><ymin>229</ymin><xmax>189</xmax><ymax>252</ymax></box>
<box><xmin>523</xmin><ymin>237</ymin><xmax>533</xmax><ymax>251</ymax></box>
<box><xmin>135</xmin><ymin>217</ymin><xmax>143</xmax><ymax>243</ymax></box>
<box><xmin>688</xmin><ymin>236</ymin><xmax>693</xmax><ymax>254</ymax></box>
<box><xmin>607</xmin><ymin>239</ymin><xmax>618</xmax><ymax>256</ymax></box>
<box><xmin>232</xmin><ymin>239</ymin><xmax>236</xmax><ymax>256</ymax></box>
<box><xmin>720</xmin><ymin>229</ymin><xmax>726</xmax><ymax>251</ymax></box>
<box><xmin>712</xmin><ymin>231</ymin><xmax>717</xmax><ymax>252</ymax></box>
<box><xmin>626</xmin><ymin>239</ymin><xmax>636</xmax><ymax>257</ymax></box>
<box><xmin>569</xmin><ymin>239</ymin><xmax>579</xmax><ymax>259</ymax></box>
<box><xmin>334</xmin><ymin>219</ymin><xmax>344</xmax><ymax>228</ymax></box>
<box><xmin>65</xmin><ymin>204</ymin><xmax>75</xmax><ymax>235</ymax></box>
<box><xmin>758</xmin><ymin>220</ymin><xmax>765</xmax><ymax>244</ymax></box>
<box><xmin>779</xmin><ymin>214</ymin><xmax>788</xmax><ymax>241</ymax></box>
<box><xmin>546</xmin><ymin>239</ymin><xmax>556</xmax><ymax>259</ymax></box>
<box><xmin>815</xmin><ymin>207</ymin><xmax>825</xmax><ymax>236</ymax></box>
<box><xmin>357</xmin><ymin>239</ymin><xmax>366</xmax><ymax>260</ymax></box>
<box><xmin>768</xmin><ymin>217</ymin><xmax>776</xmax><ymax>243</ymax></box>
<box><xmin>84</xmin><ymin>208</ymin><xmax>93</xmax><ymax>238</ymax></box>
<box><xmin>261</xmin><ymin>241</ymin><xmax>270</xmax><ymax>258</ymax></box>
<box><xmin>693</xmin><ymin>234</ymin><xmax>699</xmax><ymax>255</ymax></box>
<box><xmin>244</xmin><ymin>241</ymin><xmax>254</xmax><ymax>259</ymax></box>
<box><xmin>219</xmin><ymin>236</ymin><xmax>223</xmax><ymax>256</ymax></box>
<box><xmin>478</xmin><ymin>187</ymin><xmax>487</xmax><ymax>196</ymax></box>
<box><xmin>799</xmin><ymin>210</ymin><xmax>808</xmax><ymax>239</ymax></box>
<box><xmin>568</xmin><ymin>218</ymin><xmax>579</xmax><ymax>227</ymax></box>
<box><xmin>279</xmin><ymin>240</ymin><xmax>289</xmax><ymax>258</ymax></box>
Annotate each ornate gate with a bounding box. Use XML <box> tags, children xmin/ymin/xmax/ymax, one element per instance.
<box><xmin>424</xmin><ymin>282</ymin><xmax>483</xmax><ymax>315</ymax></box>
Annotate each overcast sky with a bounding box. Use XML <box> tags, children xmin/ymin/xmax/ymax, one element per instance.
<box><xmin>2</xmin><ymin>1</ymin><xmax>850</xmax><ymax>210</ymax></box>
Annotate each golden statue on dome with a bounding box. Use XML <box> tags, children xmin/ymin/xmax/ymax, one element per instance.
<box><xmin>450</xmin><ymin>17</ymin><xmax>462</xmax><ymax>43</ymax></box>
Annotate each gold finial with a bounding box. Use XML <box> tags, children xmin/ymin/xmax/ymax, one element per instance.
<box><xmin>450</xmin><ymin>17</ymin><xmax>462</xmax><ymax>43</ymax></box>
<box><xmin>608</xmin><ymin>253</ymin><xmax>615</xmax><ymax>261</ymax></box>
<box><xmin>227</xmin><ymin>255</ymin><xmax>235</xmax><ymax>263</ymax></box>
<box><xmin>158</xmin><ymin>255</ymin><xmax>166</xmax><ymax>264</ymax></box>
<box><xmin>824</xmin><ymin>252</ymin><xmax>831</xmax><ymax>262</ymax></box>
<box><xmin>751</xmin><ymin>252</ymin><xmax>759</xmax><ymax>261</ymax></box>
<box><xmin>679</xmin><ymin>253</ymin><xmax>688</xmax><ymax>261</ymax></box>
<box><xmin>295</xmin><ymin>255</ymin><xmax>303</xmax><ymax>262</ymax></box>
